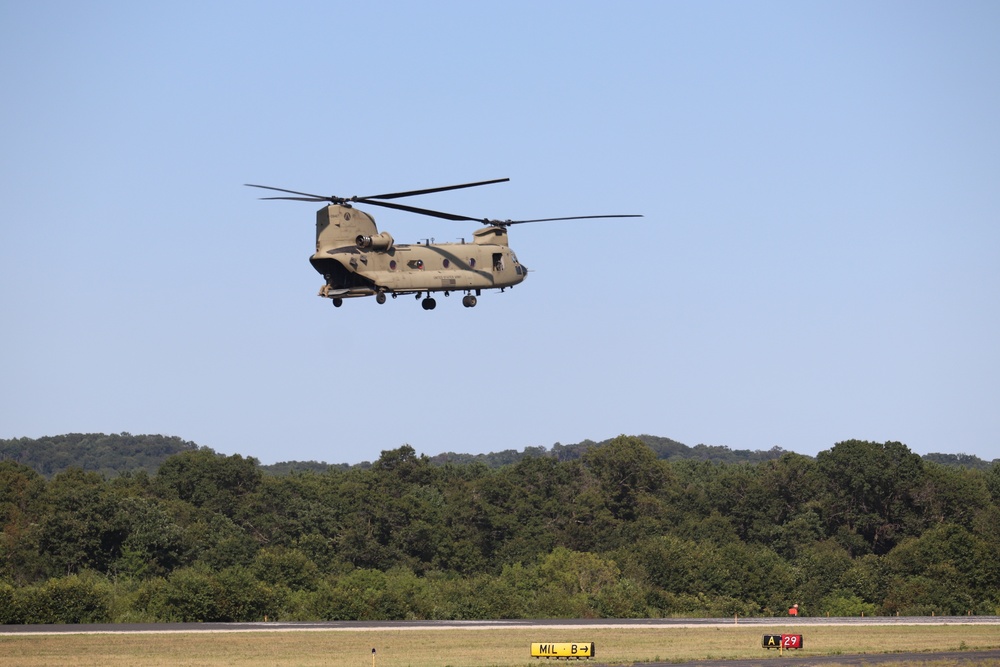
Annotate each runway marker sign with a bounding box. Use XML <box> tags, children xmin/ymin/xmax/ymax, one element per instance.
<box><xmin>531</xmin><ymin>642</ymin><xmax>595</xmax><ymax>659</ymax></box>
<box><xmin>762</xmin><ymin>634</ymin><xmax>803</xmax><ymax>651</ymax></box>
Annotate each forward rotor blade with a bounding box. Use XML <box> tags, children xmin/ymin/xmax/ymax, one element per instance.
<box><xmin>245</xmin><ymin>184</ymin><xmax>331</xmax><ymax>200</ymax></box>
<box><xmin>360</xmin><ymin>199</ymin><xmax>484</xmax><ymax>222</ymax></box>
<box><xmin>503</xmin><ymin>214</ymin><xmax>644</xmax><ymax>225</ymax></box>
<box><xmin>361</xmin><ymin>178</ymin><xmax>509</xmax><ymax>201</ymax></box>
<box><xmin>257</xmin><ymin>195</ymin><xmax>330</xmax><ymax>202</ymax></box>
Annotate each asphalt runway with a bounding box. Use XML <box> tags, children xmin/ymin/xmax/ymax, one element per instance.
<box><xmin>3</xmin><ymin>615</ymin><xmax>999</xmax><ymax>634</ymax></box>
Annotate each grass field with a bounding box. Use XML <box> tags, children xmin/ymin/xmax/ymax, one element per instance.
<box><xmin>2</xmin><ymin>624</ymin><xmax>999</xmax><ymax>667</ymax></box>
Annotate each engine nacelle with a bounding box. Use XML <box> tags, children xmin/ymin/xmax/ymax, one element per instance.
<box><xmin>356</xmin><ymin>231</ymin><xmax>394</xmax><ymax>251</ymax></box>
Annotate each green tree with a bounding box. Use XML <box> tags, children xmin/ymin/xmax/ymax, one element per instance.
<box><xmin>139</xmin><ymin>567</ymin><xmax>218</xmax><ymax>621</ymax></box>
<box><xmin>237</xmin><ymin>471</ymin><xmax>334</xmax><ymax>548</ymax></box>
<box><xmin>882</xmin><ymin>523</ymin><xmax>998</xmax><ymax>614</ymax></box>
<box><xmin>839</xmin><ymin>553</ymin><xmax>889</xmax><ymax>605</ymax></box>
<box><xmin>538</xmin><ymin>548</ymin><xmax>619</xmax><ymax>598</ymax></box>
<box><xmin>251</xmin><ymin>546</ymin><xmax>320</xmax><ymax>590</ymax></box>
<box><xmin>155</xmin><ymin>449</ymin><xmax>262</xmax><ymax>518</ymax></box>
<box><xmin>745</xmin><ymin>454</ymin><xmax>826</xmax><ymax>559</ymax></box>
<box><xmin>183</xmin><ymin>511</ymin><xmax>259</xmax><ymax>569</ymax></box>
<box><xmin>817</xmin><ymin>592</ymin><xmax>876</xmax><ymax>617</ymax></box>
<box><xmin>816</xmin><ymin>440</ymin><xmax>925</xmax><ymax>554</ymax></box>
<box><xmin>794</xmin><ymin>539</ymin><xmax>853</xmax><ymax>607</ymax></box>
<box><xmin>11</xmin><ymin>573</ymin><xmax>112</xmax><ymax>623</ymax></box>
<box><xmin>581</xmin><ymin>436</ymin><xmax>668</xmax><ymax>521</ymax></box>
<box><xmin>429</xmin><ymin>464</ymin><xmax>495</xmax><ymax>574</ymax></box>
<box><xmin>310</xmin><ymin>567</ymin><xmax>430</xmax><ymax>620</ymax></box>
<box><xmin>111</xmin><ymin>496</ymin><xmax>184</xmax><ymax>578</ymax></box>
<box><xmin>138</xmin><ymin>565</ymin><xmax>280</xmax><ymax>622</ymax></box>
<box><xmin>913</xmin><ymin>463</ymin><xmax>990</xmax><ymax>529</ymax></box>
<box><xmin>214</xmin><ymin>566</ymin><xmax>282</xmax><ymax>621</ymax></box>
<box><xmin>485</xmin><ymin>456</ymin><xmax>581</xmax><ymax>564</ymax></box>
<box><xmin>622</xmin><ymin>535</ymin><xmax>703</xmax><ymax>597</ymax></box>
<box><xmin>321</xmin><ymin>447</ymin><xmax>455</xmax><ymax>573</ymax></box>
<box><xmin>0</xmin><ymin>581</ymin><xmax>17</xmax><ymax>623</ymax></box>
<box><xmin>985</xmin><ymin>461</ymin><xmax>1000</xmax><ymax>503</ymax></box>
<box><xmin>36</xmin><ymin>468</ymin><xmax>124</xmax><ymax>576</ymax></box>
<box><xmin>0</xmin><ymin>461</ymin><xmax>46</xmax><ymax>583</ymax></box>
<box><xmin>696</xmin><ymin>541</ymin><xmax>797</xmax><ymax>614</ymax></box>
<box><xmin>0</xmin><ymin>461</ymin><xmax>44</xmax><ymax>524</ymax></box>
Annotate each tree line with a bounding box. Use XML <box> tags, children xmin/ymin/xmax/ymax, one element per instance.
<box><xmin>0</xmin><ymin>433</ymin><xmax>201</xmax><ymax>479</ymax></box>
<box><xmin>1</xmin><ymin>437</ymin><xmax>998</xmax><ymax>623</ymax></box>
<box><xmin>1</xmin><ymin>432</ymin><xmax>800</xmax><ymax>480</ymax></box>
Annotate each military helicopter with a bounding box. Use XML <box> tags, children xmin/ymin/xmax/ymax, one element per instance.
<box><xmin>246</xmin><ymin>178</ymin><xmax>641</xmax><ymax>310</ymax></box>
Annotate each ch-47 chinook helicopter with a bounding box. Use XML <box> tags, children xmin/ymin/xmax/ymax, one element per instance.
<box><xmin>246</xmin><ymin>178</ymin><xmax>641</xmax><ymax>310</ymax></box>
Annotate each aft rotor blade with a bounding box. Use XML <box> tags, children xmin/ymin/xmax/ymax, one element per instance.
<box><xmin>503</xmin><ymin>214</ymin><xmax>644</xmax><ymax>225</ymax></box>
<box><xmin>361</xmin><ymin>178</ymin><xmax>509</xmax><ymax>201</ymax></box>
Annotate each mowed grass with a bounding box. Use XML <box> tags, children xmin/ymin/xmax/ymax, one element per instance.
<box><xmin>1</xmin><ymin>624</ymin><xmax>999</xmax><ymax>667</ymax></box>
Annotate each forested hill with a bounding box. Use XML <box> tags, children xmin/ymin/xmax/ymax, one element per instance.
<box><xmin>3</xmin><ymin>432</ymin><xmax>785</xmax><ymax>478</ymax></box>
<box><xmin>426</xmin><ymin>434</ymin><xmax>792</xmax><ymax>467</ymax></box>
<box><xmin>0</xmin><ymin>433</ymin><xmax>201</xmax><ymax>478</ymax></box>
<box><xmin>1</xmin><ymin>432</ymin><xmax>995</xmax><ymax>479</ymax></box>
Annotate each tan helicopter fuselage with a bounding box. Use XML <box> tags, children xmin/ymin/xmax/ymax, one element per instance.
<box><xmin>308</xmin><ymin>204</ymin><xmax>526</xmax><ymax>300</ymax></box>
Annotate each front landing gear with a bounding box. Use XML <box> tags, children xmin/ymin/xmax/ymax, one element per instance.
<box><xmin>462</xmin><ymin>294</ymin><xmax>477</xmax><ymax>308</ymax></box>
<box><xmin>421</xmin><ymin>297</ymin><xmax>437</xmax><ymax>310</ymax></box>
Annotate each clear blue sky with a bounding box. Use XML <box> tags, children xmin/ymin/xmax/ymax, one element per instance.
<box><xmin>2</xmin><ymin>2</ymin><xmax>998</xmax><ymax>465</ymax></box>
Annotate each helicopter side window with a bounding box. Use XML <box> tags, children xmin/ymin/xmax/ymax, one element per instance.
<box><xmin>469</xmin><ymin>258</ymin><xmax>476</xmax><ymax>268</ymax></box>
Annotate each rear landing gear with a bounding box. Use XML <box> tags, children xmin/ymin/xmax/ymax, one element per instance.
<box><xmin>332</xmin><ymin>298</ymin><xmax>343</xmax><ymax>308</ymax></box>
<box><xmin>421</xmin><ymin>297</ymin><xmax>437</xmax><ymax>310</ymax></box>
<box><xmin>376</xmin><ymin>291</ymin><xmax>387</xmax><ymax>305</ymax></box>
<box><xmin>462</xmin><ymin>294</ymin><xmax>477</xmax><ymax>308</ymax></box>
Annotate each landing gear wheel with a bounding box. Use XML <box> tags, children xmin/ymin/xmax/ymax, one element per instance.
<box><xmin>462</xmin><ymin>295</ymin><xmax>477</xmax><ymax>308</ymax></box>
<box><xmin>332</xmin><ymin>298</ymin><xmax>343</xmax><ymax>308</ymax></box>
<box><xmin>421</xmin><ymin>297</ymin><xmax>437</xmax><ymax>311</ymax></box>
<box><xmin>376</xmin><ymin>292</ymin><xmax>387</xmax><ymax>305</ymax></box>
